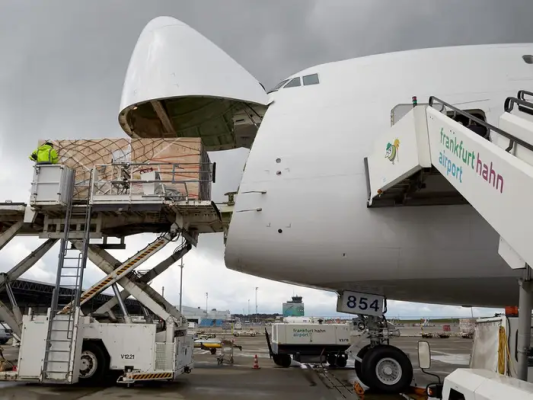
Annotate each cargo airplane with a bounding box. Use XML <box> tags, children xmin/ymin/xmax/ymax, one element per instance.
<box><xmin>119</xmin><ymin>16</ymin><xmax>533</xmax><ymax>393</ymax></box>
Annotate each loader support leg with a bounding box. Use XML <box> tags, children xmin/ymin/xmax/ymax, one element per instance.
<box><xmin>517</xmin><ymin>277</ymin><xmax>533</xmax><ymax>381</ymax></box>
<box><xmin>0</xmin><ymin>238</ymin><xmax>58</xmax><ymax>292</ymax></box>
<box><xmin>112</xmin><ymin>283</ymin><xmax>131</xmax><ymax>323</ymax></box>
<box><xmin>0</xmin><ymin>238</ymin><xmax>57</xmax><ymax>337</ymax></box>
<box><xmin>0</xmin><ymin>299</ymin><xmax>21</xmax><ymax>337</ymax></box>
<box><xmin>5</xmin><ymin>283</ymin><xmax>22</xmax><ymax>325</ymax></box>
<box><xmin>0</xmin><ymin>221</ymin><xmax>22</xmax><ymax>251</ymax></box>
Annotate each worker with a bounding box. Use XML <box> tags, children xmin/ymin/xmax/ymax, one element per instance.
<box><xmin>29</xmin><ymin>141</ymin><xmax>59</xmax><ymax>164</ymax></box>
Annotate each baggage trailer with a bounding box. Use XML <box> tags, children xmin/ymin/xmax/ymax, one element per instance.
<box><xmin>265</xmin><ymin>323</ymin><xmax>351</xmax><ymax>368</ymax></box>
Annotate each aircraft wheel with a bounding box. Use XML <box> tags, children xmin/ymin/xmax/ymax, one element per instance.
<box><xmin>361</xmin><ymin>345</ymin><xmax>413</xmax><ymax>394</ymax></box>
<box><xmin>354</xmin><ymin>344</ymin><xmax>372</xmax><ymax>385</ymax></box>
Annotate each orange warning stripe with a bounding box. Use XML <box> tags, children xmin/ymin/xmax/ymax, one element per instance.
<box><xmin>128</xmin><ymin>372</ymin><xmax>173</xmax><ymax>380</ymax></box>
<box><xmin>60</xmin><ymin>239</ymin><xmax>166</xmax><ymax>313</ymax></box>
<box><xmin>81</xmin><ymin>240</ymin><xmax>164</xmax><ymax>297</ymax></box>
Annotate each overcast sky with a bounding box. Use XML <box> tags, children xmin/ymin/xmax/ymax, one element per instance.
<box><xmin>1</xmin><ymin>0</ymin><xmax>532</xmax><ymax>318</ymax></box>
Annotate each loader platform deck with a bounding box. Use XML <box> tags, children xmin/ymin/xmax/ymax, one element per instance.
<box><xmin>0</xmin><ymin>200</ymin><xmax>226</xmax><ymax>239</ymax></box>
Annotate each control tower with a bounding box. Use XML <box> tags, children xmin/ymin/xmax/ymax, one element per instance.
<box><xmin>282</xmin><ymin>296</ymin><xmax>304</xmax><ymax>317</ymax></box>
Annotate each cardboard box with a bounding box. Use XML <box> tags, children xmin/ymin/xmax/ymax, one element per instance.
<box><xmin>37</xmin><ymin>138</ymin><xmax>211</xmax><ymax>201</ymax></box>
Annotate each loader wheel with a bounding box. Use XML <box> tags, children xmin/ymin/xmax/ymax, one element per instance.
<box><xmin>327</xmin><ymin>354</ymin><xmax>337</xmax><ymax>367</ymax></box>
<box><xmin>79</xmin><ymin>341</ymin><xmax>108</xmax><ymax>385</ymax></box>
<box><xmin>336</xmin><ymin>354</ymin><xmax>348</xmax><ymax>368</ymax></box>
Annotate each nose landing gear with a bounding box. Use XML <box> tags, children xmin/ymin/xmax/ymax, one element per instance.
<box><xmin>350</xmin><ymin>315</ymin><xmax>413</xmax><ymax>394</ymax></box>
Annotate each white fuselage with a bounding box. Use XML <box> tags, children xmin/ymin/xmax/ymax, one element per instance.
<box><xmin>224</xmin><ymin>44</ymin><xmax>533</xmax><ymax>308</ymax></box>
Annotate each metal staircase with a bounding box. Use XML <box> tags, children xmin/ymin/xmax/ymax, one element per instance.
<box><xmin>41</xmin><ymin>172</ymin><xmax>92</xmax><ymax>383</ymax></box>
<box><xmin>365</xmin><ymin>93</ymin><xmax>533</xmax><ymax>269</ymax></box>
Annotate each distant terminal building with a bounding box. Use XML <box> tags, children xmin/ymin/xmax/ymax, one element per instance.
<box><xmin>282</xmin><ymin>296</ymin><xmax>305</xmax><ymax>317</ymax></box>
<box><xmin>179</xmin><ymin>305</ymin><xmax>232</xmax><ymax>325</ymax></box>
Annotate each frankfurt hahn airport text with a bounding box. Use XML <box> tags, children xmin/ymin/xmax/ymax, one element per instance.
<box><xmin>438</xmin><ymin>127</ymin><xmax>504</xmax><ymax>194</ymax></box>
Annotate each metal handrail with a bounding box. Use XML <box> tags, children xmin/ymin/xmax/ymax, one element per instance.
<box><xmin>504</xmin><ymin>96</ymin><xmax>533</xmax><ymax>117</ymax></box>
<box><xmin>429</xmin><ymin>96</ymin><xmax>533</xmax><ymax>153</ymax></box>
<box><xmin>90</xmin><ymin>161</ymin><xmax>213</xmax><ymax>201</ymax></box>
<box><xmin>518</xmin><ymin>90</ymin><xmax>533</xmax><ymax>101</ymax></box>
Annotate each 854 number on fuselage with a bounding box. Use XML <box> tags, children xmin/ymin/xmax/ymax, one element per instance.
<box><xmin>336</xmin><ymin>291</ymin><xmax>384</xmax><ymax>317</ymax></box>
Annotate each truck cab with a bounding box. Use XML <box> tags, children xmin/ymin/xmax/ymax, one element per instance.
<box><xmin>417</xmin><ymin>331</ymin><xmax>533</xmax><ymax>399</ymax></box>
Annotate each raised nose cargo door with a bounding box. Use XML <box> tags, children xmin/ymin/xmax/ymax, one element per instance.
<box><xmin>118</xmin><ymin>16</ymin><xmax>269</xmax><ymax>151</ymax></box>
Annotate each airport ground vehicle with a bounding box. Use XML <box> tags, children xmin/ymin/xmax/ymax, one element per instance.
<box><xmin>265</xmin><ymin>323</ymin><xmax>351</xmax><ymax>368</ymax></box>
<box><xmin>0</xmin><ymin>161</ymin><xmax>217</xmax><ymax>385</ymax></box>
<box><xmin>233</xmin><ymin>329</ymin><xmax>256</xmax><ymax>337</ymax></box>
<box><xmin>0</xmin><ymin>15</ymin><xmax>251</xmax><ymax>387</ymax></box>
<box><xmin>417</xmin><ymin>336</ymin><xmax>533</xmax><ymax>399</ymax></box>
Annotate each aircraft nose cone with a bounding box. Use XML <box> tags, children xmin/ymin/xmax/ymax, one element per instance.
<box><xmin>117</xmin><ymin>16</ymin><xmax>268</xmax><ymax>147</ymax></box>
<box><xmin>141</xmin><ymin>16</ymin><xmax>187</xmax><ymax>31</ymax></box>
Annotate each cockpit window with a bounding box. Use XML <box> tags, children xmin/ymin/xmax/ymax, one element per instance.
<box><xmin>268</xmin><ymin>74</ymin><xmax>319</xmax><ymax>93</ymax></box>
<box><xmin>303</xmin><ymin>73</ymin><xmax>319</xmax><ymax>86</ymax></box>
<box><xmin>284</xmin><ymin>77</ymin><xmax>301</xmax><ymax>88</ymax></box>
<box><xmin>268</xmin><ymin>79</ymin><xmax>290</xmax><ymax>93</ymax></box>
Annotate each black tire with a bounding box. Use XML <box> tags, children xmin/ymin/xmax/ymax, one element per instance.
<box><xmin>79</xmin><ymin>341</ymin><xmax>109</xmax><ymax>385</ymax></box>
<box><xmin>361</xmin><ymin>345</ymin><xmax>413</xmax><ymax>394</ymax></box>
<box><xmin>327</xmin><ymin>354</ymin><xmax>337</xmax><ymax>367</ymax></box>
<box><xmin>273</xmin><ymin>354</ymin><xmax>291</xmax><ymax>368</ymax></box>
<box><xmin>354</xmin><ymin>344</ymin><xmax>372</xmax><ymax>385</ymax></box>
<box><xmin>336</xmin><ymin>354</ymin><xmax>347</xmax><ymax>368</ymax></box>
<box><xmin>0</xmin><ymin>339</ymin><xmax>7</xmax><ymax>345</ymax></box>
<box><xmin>210</xmin><ymin>348</ymin><xmax>217</xmax><ymax>355</ymax></box>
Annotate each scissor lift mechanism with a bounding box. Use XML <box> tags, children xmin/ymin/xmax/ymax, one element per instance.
<box><xmin>0</xmin><ymin>161</ymin><xmax>226</xmax><ymax>385</ymax></box>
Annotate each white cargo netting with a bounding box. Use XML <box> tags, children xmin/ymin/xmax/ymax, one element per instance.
<box><xmin>38</xmin><ymin>138</ymin><xmax>213</xmax><ymax>202</ymax></box>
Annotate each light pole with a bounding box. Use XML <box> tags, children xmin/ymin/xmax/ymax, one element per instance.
<box><xmin>255</xmin><ymin>287</ymin><xmax>258</xmax><ymax>322</ymax></box>
<box><xmin>206</xmin><ymin>292</ymin><xmax>209</xmax><ymax>318</ymax></box>
<box><xmin>248</xmin><ymin>299</ymin><xmax>250</xmax><ymax>316</ymax></box>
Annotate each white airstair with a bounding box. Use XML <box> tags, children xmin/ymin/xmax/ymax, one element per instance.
<box><xmin>365</xmin><ymin>92</ymin><xmax>533</xmax><ymax>271</ymax></box>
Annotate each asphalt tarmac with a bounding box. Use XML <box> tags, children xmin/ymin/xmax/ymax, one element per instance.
<box><xmin>0</xmin><ymin>334</ymin><xmax>472</xmax><ymax>399</ymax></box>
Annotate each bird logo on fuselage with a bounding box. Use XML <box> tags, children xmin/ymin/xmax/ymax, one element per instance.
<box><xmin>385</xmin><ymin>139</ymin><xmax>400</xmax><ymax>164</ymax></box>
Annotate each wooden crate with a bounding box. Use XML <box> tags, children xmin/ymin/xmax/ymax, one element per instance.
<box><xmin>37</xmin><ymin>138</ymin><xmax>211</xmax><ymax>200</ymax></box>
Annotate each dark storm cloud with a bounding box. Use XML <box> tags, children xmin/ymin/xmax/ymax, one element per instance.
<box><xmin>1</xmin><ymin>0</ymin><xmax>533</xmax><ymax>175</ymax></box>
<box><xmin>0</xmin><ymin>0</ymin><xmax>531</xmax><ymax>316</ymax></box>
